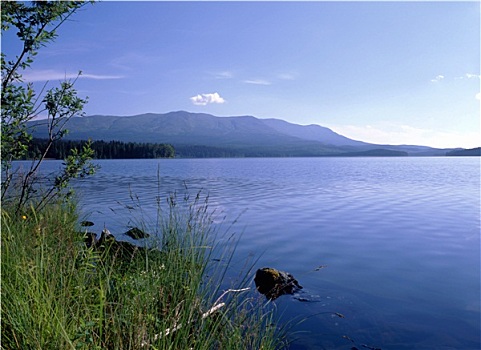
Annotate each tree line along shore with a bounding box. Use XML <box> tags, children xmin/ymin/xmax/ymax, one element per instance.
<box><xmin>27</xmin><ymin>138</ymin><xmax>175</xmax><ymax>160</ymax></box>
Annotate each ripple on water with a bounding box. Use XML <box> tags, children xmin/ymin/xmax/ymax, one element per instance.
<box><xmin>30</xmin><ymin>157</ymin><xmax>480</xmax><ymax>350</ymax></box>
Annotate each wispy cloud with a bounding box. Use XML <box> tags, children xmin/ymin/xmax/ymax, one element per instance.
<box><xmin>277</xmin><ymin>72</ymin><xmax>297</xmax><ymax>81</ymax></box>
<box><xmin>465</xmin><ymin>73</ymin><xmax>481</xmax><ymax>79</ymax></box>
<box><xmin>430</xmin><ymin>74</ymin><xmax>445</xmax><ymax>83</ymax></box>
<box><xmin>22</xmin><ymin>69</ymin><xmax>123</xmax><ymax>82</ymax></box>
<box><xmin>475</xmin><ymin>92</ymin><xmax>481</xmax><ymax>100</ymax></box>
<box><xmin>80</xmin><ymin>73</ymin><xmax>124</xmax><ymax>80</ymax></box>
<box><xmin>326</xmin><ymin>122</ymin><xmax>480</xmax><ymax>149</ymax></box>
<box><xmin>190</xmin><ymin>92</ymin><xmax>225</xmax><ymax>106</ymax></box>
<box><xmin>110</xmin><ymin>53</ymin><xmax>161</xmax><ymax>72</ymax></box>
<box><xmin>243</xmin><ymin>79</ymin><xmax>271</xmax><ymax>85</ymax></box>
<box><xmin>213</xmin><ymin>71</ymin><xmax>234</xmax><ymax>79</ymax></box>
<box><xmin>454</xmin><ymin>73</ymin><xmax>480</xmax><ymax>80</ymax></box>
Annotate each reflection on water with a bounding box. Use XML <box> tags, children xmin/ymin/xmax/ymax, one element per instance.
<box><xmin>30</xmin><ymin>157</ymin><xmax>480</xmax><ymax>349</ymax></box>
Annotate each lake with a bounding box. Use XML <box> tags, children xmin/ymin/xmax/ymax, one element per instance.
<box><xmin>29</xmin><ymin>157</ymin><xmax>480</xmax><ymax>349</ymax></box>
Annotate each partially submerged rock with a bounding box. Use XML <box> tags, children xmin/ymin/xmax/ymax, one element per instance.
<box><xmin>80</xmin><ymin>220</ymin><xmax>95</xmax><ymax>227</ymax></box>
<box><xmin>254</xmin><ymin>267</ymin><xmax>302</xmax><ymax>300</ymax></box>
<box><xmin>82</xmin><ymin>228</ymin><xmax>146</xmax><ymax>263</ymax></box>
<box><xmin>80</xmin><ymin>220</ymin><xmax>150</xmax><ymax>240</ymax></box>
<box><xmin>82</xmin><ymin>227</ymin><xmax>113</xmax><ymax>249</ymax></box>
<box><xmin>124</xmin><ymin>227</ymin><xmax>150</xmax><ymax>239</ymax></box>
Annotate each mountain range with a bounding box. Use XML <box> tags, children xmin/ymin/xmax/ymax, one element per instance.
<box><xmin>30</xmin><ymin>111</ymin><xmax>458</xmax><ymax>157</ymax></box>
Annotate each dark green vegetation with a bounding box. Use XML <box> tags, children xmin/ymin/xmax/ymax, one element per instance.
<box><xmin>1</xmin><ymin>197</ymin><xmax>284</xmax><ymax>350</ymax></box>
<box><xmin>331</xmin><ymin>149</ymin><xmax>408</xmax><ymax>157</ymax></box>
<box><xmin>174</xmin><ymin>144</ymin><xmax>408</xmax><ymax>158</ymax></box>
<box><xmin>446</xmin><ymin>147</ymin><xmax>481</xmax><ymax>156</ymax></box>
<box><xmin>26</xmin><ymin>136</ymin><xmax>411</xmax><ymax>159</ymax></box>
<box><xmin>28</xmin><ymin>138</ymin><xmax>175</xmax><ymax>160</ymax></box>
<box><xmin>29</xmin><ymin>111</ymin><xmax>463</xmax><ymax>157</ymax></box>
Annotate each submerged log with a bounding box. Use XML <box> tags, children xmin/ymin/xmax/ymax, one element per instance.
<box><xmin>254</xmin><ymin>267</ymin><xmax>302</xmax><ymax>300</ymax></box>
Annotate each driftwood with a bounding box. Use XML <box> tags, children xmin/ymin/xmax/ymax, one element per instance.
<box><xmin>141</xmin><ymin>287</ymin><xmax>250</xmax><ymax>347</ymax></box>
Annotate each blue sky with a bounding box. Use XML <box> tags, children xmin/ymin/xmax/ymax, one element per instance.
<box><xmin>3</xmin><ymin>1</ymin><xmax>480</xmax><ymax>148</ymax></box>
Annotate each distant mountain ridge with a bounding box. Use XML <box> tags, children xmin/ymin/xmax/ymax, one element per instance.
<box><xmin>29</xmin><ymin>111</ymin><xmax>455</xmax><ymax>157</ymax></box>
<box><xmin>261</xmin><ymin>118</ymin><xmax>368</xmax><ymax>147</ymax></box>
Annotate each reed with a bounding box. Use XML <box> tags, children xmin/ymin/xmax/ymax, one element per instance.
<box><xmin>1</xmin><ymin>194</ymin><xmax>286</xmax><ymax>349</ymax></box>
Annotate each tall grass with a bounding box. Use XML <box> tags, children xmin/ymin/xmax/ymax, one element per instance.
<box><xmin>1</xmin><ymin>194</ymin><xmax>286</xmax><ymax>349</ymax></box>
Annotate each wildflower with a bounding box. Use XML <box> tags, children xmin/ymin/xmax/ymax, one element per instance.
<box><xmin>22</xmin><ymin>215</ymin><xmax>27</xmax><ymax>220</ymax></box>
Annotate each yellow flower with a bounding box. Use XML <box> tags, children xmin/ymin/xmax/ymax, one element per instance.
<box><xmin>22</xmin><ymin>215</ymin><xmax>27</xmax><ymax>220</ymax></box>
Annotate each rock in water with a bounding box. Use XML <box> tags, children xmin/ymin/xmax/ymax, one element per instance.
<box><xmin>82</xmin><ymin>228</ymin><xmax>160</xmax><ymax>264</ymax></box>
<box><xmin>80</xmin><ymin>220</ymin><xmax>95</xmax><ymax>227</ymax></box>
<box><xmin>254</xmin><ymin>267</ymin><xmax>302</xmax><ymax>300</ymax></box>
<box><xmin>124</xmin><ymin>227</ymin><xmax>150</xmax><ymax>239</ymax></box>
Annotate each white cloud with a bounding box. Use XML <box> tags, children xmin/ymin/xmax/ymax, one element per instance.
<box><xmin>430</xmin><ymin>75</ymin><xmax>445</xmax><ymax>83</ymax></box>
<box><xmin>326</xmin><ymin>122</ymin><xmax>480</xmax><ymax>149</ymax></box>
<box><xmin>475</xmin><ymin>92</ymin><xmax>481</xmax><ymax>100</ymax></box>
<box><xmin>22</xmin><ymin>69</ymin><xmax>123</xmax><ymax>82</ymax></box>
<box><xmin>243</xmin><ymin>79</ymin><xmax>271</xmax><ymax>85</ymax></box>
<box><xmin>190</xmin><ymin>92</ymin><xmax>225</xmax><ymax>106</ymax></box>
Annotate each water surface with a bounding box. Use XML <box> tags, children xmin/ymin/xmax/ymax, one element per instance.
<box><xmin>33</xmin><ymin>157</ymin><xmax>480</xmax><ymax>349</ymax></box>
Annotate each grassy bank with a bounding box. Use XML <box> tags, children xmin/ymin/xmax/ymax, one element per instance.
<box><xmin>1</xmin><ymin>197</ymin><xmax>284</xmax><ymax>349</ymax></box>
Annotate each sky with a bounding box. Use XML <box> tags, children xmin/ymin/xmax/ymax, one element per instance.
<box><xmin>2</xmin><ymin>1</ymin><xmax>480</xmax><ymax>148</ymax></box>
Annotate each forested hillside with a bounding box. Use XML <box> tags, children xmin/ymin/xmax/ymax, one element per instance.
<box><xmin>27</xmin><ymin>139</ymin><xmax>175</xmax><ymax>160</ymax></box>
<box><xmin>445</xmin><ymin>147</ymin><xmax>481</xmax><ymax>156</ymax></box>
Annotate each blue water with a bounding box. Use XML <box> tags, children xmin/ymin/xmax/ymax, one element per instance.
<box><xmin>28</xmin><ymin>157</ymin><xmax>480</xmax><ymax>349</ymax></box>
